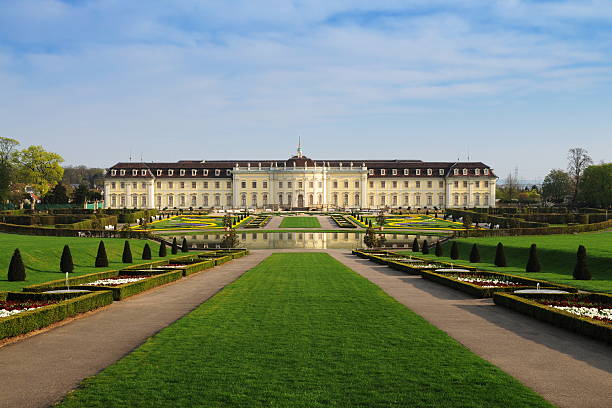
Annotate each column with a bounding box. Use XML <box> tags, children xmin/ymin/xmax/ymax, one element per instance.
<box><xmin>125</xmin><ymin>182</ymin><xmax>132</xmax><ymax>208</ymax></box>
<box><xmin>445</xmin><ymin>179</ymin><xmax>452</xmax><ymax>208</ymax></box>
<box><xmin>104</xmin><ymin>181</ymin><xmax>111</xmax><ymax>208</ymax></box>
<box><xmin>489</xmin><ymin>179</ymin><xmax>496</xmax><ymax>207</ymax></box>
<box><xmin>147</xmin><ymin>181</ymin><xmax>155</xmax><ymax>209</ymax></box>
<box><xmin>361</xmin><ymin>172</ymin><xmax>367</xmax><ymax>209</ymax></box>
<box><xmin>232</xmin><ymin>174</ymin><xmax>240</xmax><ymax>208</ymax></box>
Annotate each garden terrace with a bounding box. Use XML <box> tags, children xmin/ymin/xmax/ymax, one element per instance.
<box><xmin>132</xmin><ymin>215</ymin><xmax>249</xmax><ymax>231</ymax></box>
<box><xmin>243</xmin><ymin>214</ymin><xmax>272</xmax><ymax>228</ymax></box>
<box><xmin>330</xmin><ymin>214</ymin><xmax>357</xmax><ymax>228</ymax></box>
<box><xmin>494</xmin><ymin>292</ymin><xmax>612</xmax><ymax>344</ymax></box>
<box><xmin>278</xmin><ymin>216</ymin><xmax>321</xmax><ymax>228</ymax></box>
<box><xmin>56</xmin><ymin>253</ymin><xmax>552</xmax><ymax>408</ymax></box>
<box><xmin>351</xmin><ymin>214</ymin><xmax>470</xmax><ymax>232</ymax></box>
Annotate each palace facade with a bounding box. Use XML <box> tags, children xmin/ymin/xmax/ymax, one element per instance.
<box><xmin>104</xmin><ymin>148</ymin><xmax>497</xmax><ymax>210</ymax></box>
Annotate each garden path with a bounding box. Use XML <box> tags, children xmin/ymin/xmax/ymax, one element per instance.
<box><xmin>329</xmin><ymin>251</ymin><xmax>612</xmax><ymax>408</ymax></box>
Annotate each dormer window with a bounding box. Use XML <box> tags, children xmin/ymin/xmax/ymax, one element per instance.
<box><xmin>141</xmin><ymin>169</ymin><xmax>146</xmax><ymax>176</ymax></box>
<box><xmin>404</xmin><ymin>169</ymin><xmax>409</xmax><ymax>175</ymax></box>
<box><xmin>180</xmin><ymin>169</ymin><xmax>185</xmax><ymax>176</ymax></box>
<box><xmin>392</xmin><ymin>169</ymin><xmax>397</xmax><ymax>175</ymax></box>
<box><xmin>439</xmin><ymin>169</ymin><xmax>444</xmax><ymax>175</ymax></box>
<box><xmin>368</xmin><ymin>169</ymin><xmax>374</xmax><ymax>175</ymax></box>
<box><xmin>168</xmin><ymin>169</ymin><xmax>174</xmax><ymax>176</ymax></box>
<box><xmin>453</xmin><ymin>169</ymin><xmax>459</xmax><ymax>175</ymax></box>
<box><xmin>157</xmin><ymin>170</ymin><xmax>162</xmax><ymax>176</ymax></box>
<box><xmin>215</xmin><ymin>169</ymin><xmax>220</xmax><ymax>176</ymax></box>
<box><xmin>416</xmin><ymin>169</ymin><xmax>421</xmax><ymax>175</ymax></box>
<box><xmin>111</xmin><ymin>170</ymin><xmax>117</xmax><ymax>176</ymax></box>
<box><xmin>380</xmin><ymin>169</ymin><xmax>386</xmax><ymax>176</ymax></box>
<box><xmin>427</xmin><ymin>169</ymin><xmax>432</xmax><ymax>175</ymax></box>
<box><xmin>203</xmin><ymin>169</ymin><xmax>208</xmax><ymax>176</ymax></box>
<box><xmin>120</xmin><ymin>169</ymin><xmax>126</xmax><ymax>176</ymax></box>
<box><xmin>475</xmin><ymin>168</ymin><xmax>480</xmax><ymax>176</ymax></box>
<box><xmin>192</xmin><ymin>169</ymin><xmax>197</xmax><ymax>176</ymax></box>
<box><xmin>132</xmin><ymin>170</ymin><xmax>138</xmax><ymax>176</ymax></box>
<box><xmin>226</xmin><ymin>169</ymin><xmax>232</xmax><ymax>175</ymax></box>
<box><xmin>484</xmin><ymin>168</ymin><xmax>490</xmax><ymax>175</ymax></box>
<box><xmin>463</xmin><ymin>168</ymin><xmax>468</xmax><ymax>175</ymax></box>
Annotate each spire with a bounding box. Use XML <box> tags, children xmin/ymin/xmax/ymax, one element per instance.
<box><xmin>297</xmin><ymin>137</ymin><xmax>303</xmax><ymax>158</ymax></box>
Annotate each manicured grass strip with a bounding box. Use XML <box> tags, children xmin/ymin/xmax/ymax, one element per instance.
<box><xmin>400</xmin><ymin>231</ymin><xmax>612</xmax><ymax>293</ymax></box>
<box><xmin>0</xmin><ymin>233</ymin><xmax>168</xmax><ymax>292</ymax></box>
<box><xmin>58</xmin><ymin>253</ymin><xmax>552</xmax><ymax>408</ymax></box>
<box><xmin>278</xmin><ymin>216</ymin><xmax>321</xmax><ymax>228</ymax></box>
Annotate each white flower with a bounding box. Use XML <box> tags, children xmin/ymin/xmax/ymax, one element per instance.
<box><xmin>454</xmin><ymin>277</ymin><xmax>520</xmax><ymax>287</ymax></box>
<box><xmin>551</xmin><ymin>306</ymin><xmax>612</xmax><ymax>322</ymax></box>
<box><xmin>0</xmin><ymin>307</ymin><xmax>39</xmax><ymax>318</ymax></box>
<box><xmin>84</xmin><ymin>277</ymin><xmax>146</xmax><ymax>286</ymax></box>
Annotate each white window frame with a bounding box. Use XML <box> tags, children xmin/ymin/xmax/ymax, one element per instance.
<box><xmin>439</xmin><ymin>169</ymin><xmax>444</xmax><ymax>175</ymax></box>
<box><xmin>380</xmin><ymin>169</ymin><xmax>386</xmax><ymax>175</ymax></box>
<box><xmin>203</xmin><ymin>169</ymin><xmax>208</xmax><ymax>176</ymax></box>
<box><xmin>484</xmin><ymin>168</ymin><xmax>490</xmax><ymax>175</ymax></box>
<box><xmin>111</xmin><ymin>170</ymin><xmax>117</xmax><ymax>176</ymax></box>
<box><xmin>463</xmin><ymin>168</ymin><xmax>468</xmax><ymax>175</ymax></box>
<box><xmin>368</xmin><ymin>169</ymin><xmax>374</xmax><ymax>175</ymax></box>
<box><xmin>415</xmin><ymin>169</ymin><xmax>421</xmax><ymax>175</ymax></box>
<box><xmin>453</xmin><ymin>169</ymin><xmax>459</xmax><ymax>175</ymax></box>
<box><xmin>192</xmin><ymin>169</ymin><xmax>197</xmax><ymax>176</ymax></box>
<box><xmin>157</xmin><ymin>170</ymin><xmax>162</xmax><ymax>176</ymax></box>
<box><xmin>475</xmin><ymin>168</ymin><xmax>480</xmax><ymax>175</ymax></box>
<box><xmin>427</xmin><ymin>168</ymin><xmax>432</xmax><ymax>175</ymax></box>
<box><xmin>404</xmin><ymin>169</ymin><xmax>409</xmax><ymax>175</ymax></box>
<box><xmin>180</xmin><ymin>169</ymin><xmax>185</xmax><ymax>176</ymax></box>
<box><xmin>392</xmin><ymin>169</ymin><xmax>397</xmax><ymax>175</ymax></box>
<box><xmin>215</xmin><ymin>169</ymin><xmax>220</xmax><ymax>176</ymax></box>
<box><xmin>168</xmin><ymin>169</ymin><xmax>174</xmax><ymax>176</ymax></box>
<box><xmin>120</xmin><ymin>169</ymin><xmax>126</xmax><ymax>176</ymax></box>
<box><xmin>132</xmin><ymin>170</ymin><xmax>138</xmax><ymax>176</ymax></box>
<box><xmin>226</xmin><ymin>169</ymin><xmax>231</xmax><ymax>176</ymax></box>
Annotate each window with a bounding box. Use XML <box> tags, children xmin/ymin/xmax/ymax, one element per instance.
<box><xmin>381</xmin><ymin>169</ymin><xmax>386</xmax><ymax>175</ymax></box>
<box><xmin>439</xmin><ymin>169</ymin><xmax>444</xmax><ymax>175</ymax></box>
<box><xmin>463</xmin><ymin>194</ymin><xmax>468</xmax><ymax>205</ymax></box>
<box><xmin>288</xmin><ymin>182</ymin><xmax>292</xmax><ymax>188</ymax></box>
<box><xmin>226</xmin><ymin>170</ymin><xmax>232</xmax><ymax>176</ymax></box>
<box><xmin>416</xmin><ymin>169</ymin><xmax>421</xmax><ymax>175</ymax></box>
<box><xmin>454</xmin><ymin>181</ymin><xmax>458</xmax><ymax>188</ymax></box>
<box><xmin>263</xmin><ymin>194</ymin><xmax>268</xmax><ymax>206</ymax></box>
<box><xmin>380</xmin><ymin>195</ymin><xmax>386</xmax><ymax>205</ymax></box>
<box><xmin>180</xmin><ymin>169</ymin><xmax>185</xmax><ymax>176</ymax></box>
<box><xmin>404</xmin><ymin>181</ymin><xmax>409</xmax><ymax>188</ymax></box>
<box><xmin>111</xmin><ymin>195</ymin><xmax>117</xmax><ymax>207</ymax></box>
<box><xmin>415</xmin><ymin>181</ymin><xmax>421</xmax><ymax>188</ymax></box>
<box><xmin>169</xmin><ymin>182</ymin><xmax>174</xmax><ymax>189</ymax></box>
<box><xmin>463</xmin><ymin>181</ymin><xmax>468</xmax><ymax>188</ymax></box>
<box><xmin>404</xmin><ymin>195</ymin><xmax>409</xmax><ymax>205</ymax></box>
<box><xmin>120</xmin><ymin>195</ymin><xmax>126</xmax><ymax>206</ymax></box>
<box><xmin>215</xmin><ymin>169</ymin><xmax>220</xmax><ymax>176</ymax></box>
<box><xmin>132</xmin><ymin>195</ymin><xmax>138</xmax><ymax>207</ymax></box>
<box><xmin>404</xmin><ymin>169</ymin><xmax>409</xmax><ymax>175</ymax></box>
<box><xmin>392</xmin><ymin>181</ymin><xmax>397</xmax><ymax>188</ymax></box>
<box><xmin>192</xmin><ymin>182</ymin><xmax>196</xmax><ymax>189</ymax></box>
<box><xmin>111</xmin><ymin>170</ymin><xmax>117</xmax><ymax>176</ymax></box>
<box><xmin>120</xmin><ymin>182</ymin><xmax>125</xmax><ymax>188</ymax></box>
<box><xmin>354</xmin><ymin>194</ymin><xmax>360</xmax><ymax>206</ymax></box>
<box><xmin>309</xmin><ymin>181</ymin><xmax>314</xmax><ymax>188</ymax></box>
<box><xmin>318</xmin><ymin>181</ymin><xmax>322</xmax><ymax>188</ymax></box>
<box><xmin>299</xmin><ymin>182</ymin><xmax>303</xmax><ymax>189</ymax></box>
<box><xmin>215</xmin><ymin>195</ymin><xmax>221</xmax><ymax>206</ymax></box>
<box><xmin>343</xmin><ymin>193</ymin><xmax>349</xmax><ymax>206</ymax></box>
<box><xmin>475</xmin><ymin>168</ymin><xmax>480</xmax><ymax>176</ymax></box>
<box><xmin>120</xmin><ymin>170</ymin><xmax>126</xmax><ymax>176</ymax></box>
<box><xmin>141</xmin><ymin>182</ymin><xmax>146</xmax><ymax>189</ymax></box>
<box><xmin>392</xmin><ymin>169</ymin><xmax>397</xmax><ymax>175</ymax></box>
<box><xmin>475</xmin><ymin>181</ymin><xmax>480</xmax><ymax>188</ymax></box>
<box><xmin>227</xmin><ymin>194</ymin><xmax>232</xmax><ymax>205</ymax></box>
<box><xmin>380</xmin><ymin>181</ymin><xmax>385</xmax><ymax>188</ymax></box>
<box><xmin>203</xmin><ymin>170</ymin><xmax>208</xmax><ymax>176</ymax></box>
<box><xmin>333</xmin><ymin>181</ymin><xmax>338</xmax><ymax>188</ymax></box>
<box><xmin>214</xmin><ymin>181</ymin><xmax>220</xmax><ymax>189</ymax></box>
<box><xmin>427</xmin><ymin>169</ymin><xmax>432</xmax><ymax>175</ymax></box>
<box><xmin>227</xmin><ymin>182</ymin><xmax>231</xmax><ymax>188</ymax></box>
<box><xmin>439</xmin><ymin>181</ymin><xmax>444</xmax><ymax>188</ymax></box>
<box><xmin>252</xmin><ymin>181</ymin><xmax>257</xmax><ymax>188</ymax></box>
<box><xmin>168</xmin><ymin>169</ymin><xmax>174</xmax><ymax>176</ymax></box>
<box><xmin>203</xmin><ymin>181</ymin><xmax>208</xmax><ymax>188</ymax></box>
<box><xmin>241</xmin><ymin>181</ymin><xmax>246</xmax><ymax>189</ymax></box>
<box><xmin>484</xmin><ymin>194</ymin><xmax>490</xmax><ymax>205</ymax></box>
<box><xmin>415</xmin><ymin>195</ymin><xmax>420</xmax><ymax>205</ymax></box>
<box><xmin>192</xmin><ymin>169</ymin><xmax>197</xmax><ymax>176</ymax></box>
<box><xmin>427</xmin><ymin>181</ymin><xmax>432</xmax><ymax>188</ymax></box>
<box><xmin>369</xmin><ymin>195</ymin><xmax>374</xmax><ymax>206</ymax></box>
<box><xmin>463</xmin><ymin>169</ymin><xmax>468</xmax><ymax>175</ymax></box>
<box><xmin>191</xmin><ymin>195</ymin><xmax>197</xmax><ymax>206</ymax></box>
<box><xmin>155</xmin><ymin>182</ymin><xmax>160</xmax><ymax>189</ymax></box>
<box><xmin>203</xmin><ymin>195</ymin><xmax>209</xmax><ymax>206</ymax></box>
<box><xmin>368</xmin><ymin>169</ymin><xmax>374</xmax><ymax>175</ymax></box>
<box><xmin>369</xmin><ymin>181</ymin><xmax>374</xmax><ymax>188</ymax></box>
<box><xmin>439</xmin><ymin>195</ymin><xmax>444</xmax><ymax>206</ymax></box>
<box><xmin>484</xmin><ymin>168</ymin><xmax>490</xmax><ymax>175</ymax></box>
<box><xmin>392</xmin><ymin>195</ymin><xmax>397</xmax><ymax>206</ymax></box>
<box><xmin>484</xmin><ymin>181</ymin><xmax>489</xmax><ymax>188</ymax></box>
<box><xmin>111</xmin><ymin>182</ymin><xmax>116</xmax><ymax>189</ymax></box>
<box><xmin>344</xmin><ymin>181</ymin><xmax>348</xmax><ymax>188</ymax></box>
<box><xmin>454</xmin><ymin>195</ymin><xmax>459</xmax><ymax>205</ymax></box>
<box><xmin>427</xmin><ymin>195</ymin><xmax>432</xmax><ymax>206</ymax></box>
<box><xmin>475</xmin><ymin>194</ymin><xmax>480</xmax><ymax>205</ymax></box>
<box><xmin>241</xmin><ymin>194</ymin><xmax>246</xmax><ymax>207</ymax></box>
<box><xmin>278</xmin><ymin>194</ymin><xmax>283</xmax><ymax>205</ymax></box>
<box><xmin>279</xmin><ymin>182</ymin><xmax>284</xmax><ymax>189</ymax></box>
<box><xmin>180</xmin><ymin>182</ymin><xmax>185</xmax><ymax>189</ymax></box>
<box><xmin>453</xmin><ymin>169</ymin><xmax>458</xmax><ymax>175</ymax></box>
<box><xmin>141</xmin><ymin>169</ymin><xmax>147</xmax><ymax>176</ymax></box>
<box><xmin>132</xmin><ymin>182</ymin><xmax>137</xmax><ymax>188</ymax></box>
<box><xmin>168</xmin><ymin>195</ymin><xmax>173</xmax><ymax>206</ymax></box>
<box><xmin>132</xmin><ymin>170</ymin><xmax>137</xmax><ymax>176</ymax></box>
<box><xmin>263</xmin><ymin>181</ymin><xmax>268</xmax><ymax>189</ymax></box>
<box><xmin>354</xmin><ymin>181</ymin><xmax>359</xmax><ymax>188</ymax></box>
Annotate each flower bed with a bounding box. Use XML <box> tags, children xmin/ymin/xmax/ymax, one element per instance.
<box><xmin>83</xmin><ymin>276</ymin><xmax>148</xmax><ymax>286</ymax></box>
<box><xmin>421</xmin><ymin>270</ymin><xmax>577</xmax><ymax>298</ymax></box>
<box><xmin>1</xmin><ymin>299</ymin><xmax>59</xmax><ymax>318</ymax></box>
<box><xmin>330</xmin><ymin>214</ymin><xmax>357</xmax><ymax>228</ymax></box>
<box><xmin>493</xmin><ymin>292</ymin><xmax>612</xmax><ymax>344</ymax></box>
<box><xmin>243</xmin><ymin>215</ymin><xmax>271</xmax><ymax>229</ymax></box>
<box><xmin>0</xmin><ymin>291</ymin><xmax>113</xmax><ymax>340</ymax></box>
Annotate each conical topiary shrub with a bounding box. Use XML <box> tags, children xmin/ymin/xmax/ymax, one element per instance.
<box><xmin>181</xmin><ymin>237</ymin><xmax>189</xmax><ymax>253</ymax></box>
<box><xmin>450</xmin><ymin>241</ymin><xmax>459</xmax><ymax>260</ymax></box>
<box><xmin>8</xmin><ymin>248</ymin><xmax>26</xmax><ymax>281</ymax></box>
<box><xmin>422</xmin><ymin>240</ymin><xmax>429</xmax><ymax>255</ymax></box>
<box><xmin>122</xmin><ymin>240</ymin><xmax>133</xmax><ymax>263</ymax></box>
<box><xmin>494</xmin><ymin>242</ymin><xmax>506</xmax><ymax>267</ymax></box>
<box><xmin>171</xmin><ymin>237</ymin><xmax>178</xmax><ymax>255</ymax></box>
<box><xmin>469</xmin><ymin>244</ymin><xmax>480</xmax><ymax>263</ymax></box>
<box><xmin>435</xmin><ymin>242</ymin><xmax>443</xmax><ymax>257</ymax></box>
<box><xmin>142</xmin><ymin>243</ymin><xmax>152</xmax><ymax>260</ymax></box>
<box><xmin>573</xmin><ymin>245</ymin><xmax>591</xmax><ymax>280</ymax></box>
<box><xmin>95</xmin><ymin>241</ymin><xmax>109</xmax><ymax>268</ymax></box>
<box><xmin>159</xmin><ymin>241</ymin><xmax>167</xmax><ymax>257</ymax></box>
<box><xmin>60</xmin><ymin>245</ymin><xmax>74</xmax><ymax>273</ymax></box>
<box><xmin>525</xmin><ymin>244</ymin><xmax>540</xmax><ymax>272</ymax></box>
<box><xmin>412</xmin><ymin>238</ymin><xmax>420</xmax><ymax>253</ymax></box>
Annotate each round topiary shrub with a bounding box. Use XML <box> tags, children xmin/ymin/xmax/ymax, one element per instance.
<box><xmin>8</xmin><ymin>248</ymin><xmax>26</xmax><ymax>281</ymax></box>
<box><xmin>159</xmin><ymin>241</ymin><xmax>167</xmax><ymax>257</ymax></box>
<box><xmin>573</xmin><ymin>245</ymin><xmax>591</xmax><ymax>280</ymax></box>
<box><xmin>494</xmin><ymin>242</ymin><xmax>507</xmax><ymax>267</ymax></box>
<box><xmin>181</xmin><ymin>238</ymin><xmax>189</xmax><ymax>253</ymax></box>
<box><xmin>95</xmin><ymin>241</ymin><xmax>109</xmax><ymax>268</ymax></box>
<box><xmin>142</xmin><ymin>243</ymin><xmax>152</xmax><ymax>260</ymax></box>
<box><xmin>122</xmin><ymin>240</ymin><xmax>133</xmax><ymax>263</ymax></box>
<box><xmin>171</xmin><ymin>237</ymin><xmax>178</xmax><ymax>255</ymax></box>
<box><xmin>412</xmin><ymin>238</ymin><xmax>420</xmax><ymax>253</ymax></box>
<box><xmin>434</xmin><ymin>242</ymin><xmax>443</xmax><ymax>257</ymax></box>
<box><xmin>525</xmin><ymin>244</ymin><xmax>541</xmax><ymax>272</ymax></box>
<box><xmin>450</xmin><ymin>241</ymin><xmax>459</xmax><ymax>260</ymax></box>
<box><xmin>469</xmin><ymin>243</ymin><xmax>480</xmax><ymax>263</ymax></box>
<box><xmin>421</xmin><ymin>240</ymin><xmax>429</xmax><ymax>255</ymax></box>
<box><xmin>60</xmin><ymin>245</ymin><xmax>74</xmax><ymax>273</ymax></box>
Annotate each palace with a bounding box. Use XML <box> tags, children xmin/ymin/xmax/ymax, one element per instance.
<box><xmin>104</xmin><ymin>146</ymin><xmax>497</xmax><ymax>210</ymax></box>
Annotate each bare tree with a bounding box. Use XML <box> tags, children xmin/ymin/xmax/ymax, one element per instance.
<box><xmin>567</xmin><ymin>148</ymin><xmax>593</xmax><ymax>204</ymax></box>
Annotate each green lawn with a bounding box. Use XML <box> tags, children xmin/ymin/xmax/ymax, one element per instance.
<box><xmin>278</xmin><ymin>216</ymin><xmax>321</xmax><ymax>228</ymax></box>
<box><xmin>58</xmin><ymin>253</ymin><xmax>552</xmax><ymax>408</ymax></box>
<box><xmin>0</xmin><ymin>233</ymin><xmax>167</xmax><ymax>291</ymax></box>
<box><xmin>401</xmin><ymin>231</ymin><xmax>612</xmax><ymax>293</ymax></box>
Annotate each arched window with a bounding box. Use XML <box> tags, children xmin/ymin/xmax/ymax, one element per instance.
<box><xmin>263</xmin><ymin>194</ymin><xmax>268</xmax><ymax>206</ymax></box>
<box><xmin>308</xmin><ymin>194</ymin><xmax>314</xmax><ymax>205</ymax></box>
<box><xmin>343</xmin><ymin>193</ymin><xmax>349</xmax><ymax>206</ymax></box>
<box><xmin>354</xmin><ymin>193</ymin><xmax>360</xmax><ymax>206</ymax></box>
<box><xmin>203</xmin><ymin>194</ymin><xmax>209</xmax><ymax>206</ymax></box>
<box><xmin>278</xmin><ymin>193</ymin><xmax>283</xmax><ymax>205</ymax></box>
<box><xmin>317</xmin><ymin>193</ymin><xmax>322</xmax><ymax>204</ymax></box>
<box><xmin>241</xmin><ymin>193</ymin><xmax>246</xmax><ymax>207</ymax></box>
<box><xmin>167</xmin><ymin>195</ymin><xmax>174</xmax><ymax>207</ymax></box>
<box><xmin>333</xmin><ymin>194</ymin><xmax>338</xmax><ymax>206</ymax></box>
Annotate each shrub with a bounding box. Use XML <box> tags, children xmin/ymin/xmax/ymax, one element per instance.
<box><xmin>159</xmin><ymin>241</ymin><xmax>167</xmax><ymax>257</ymax></box>
<box><xmin>181</xmin><ymin>237</ymin><xmax>189</xmax><ymax>253</ymax></box>
<box><xmin>93</xmin><ymin>241</ymin><xmax>109</xmax><ymax>267</ymax></box>
<box><xmin>412</xmin><ymin>238</ymin><xmax>420</xmax><ymax>253</ymax></box>
<box><xmin>450</xmin><ymin>241</ymin><xmax>459</xmax><ymax>260</ymax></box>
<box><xmin>171</xmin><ymin>237</ymin><xmax>178</xmax><ymax>255</ymax></box>
<box><xmin>469</xmin><ymin>244</ymin><xmax>480</xmax><ymax>263</ymax></box>
<box><xmin>434</xmin><ymin>242</ymin><xmax>443</xmax><ymax>257</ymax></box>
<box><xmin>573</xmin><ymin>245</ymin><xmax>591</xmax><ymax>280</ymax></box>
<box><xmin>525</xmin><ymin>244</ymin><xmax>541</xmax><ymax>272</ymax></box>
<box><xmin>8</xmin><ymin>249</ymin><xmax>26</xmax><ymax>281</ymax></box>
<box><xmin>421</xmin><ymin>240</ymin><xmax>429</xmax><ymax>254</ymax></box>
<box><xmin>60</xmin><ymin>245</ymin><xmax>74</xmax><ymax>273</ymax></box>
<box><xmin>122</xmin><ymin>240</ymin><xmax>133</xmax><ymax>263</ymax></box>
<box><xmin>142</xmin><ymin>243</ymin><xmax>152</xmax><ymax>260</ymax></box>
<box><xmin>494</xmin><ymin>242</ymin><xmax>507</xmax><ymax>267</ymax></box>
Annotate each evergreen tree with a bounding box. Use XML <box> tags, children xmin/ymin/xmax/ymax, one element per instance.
<box><xmin>181</xmin><ymin>237</ymin><xmax>189</xmax><ymax>252</ymax></box>
<box><xmin>434</xmin><ymin>241</ymin><xmax>443</xmax><ymax>257</ymax></box>
<box><xmin>95</xmin><ymin>241</ymin><xmax>109</xmax><ymax>267</ymax></box>
<box><xmin>450</xmin><ymin>241</ymin><xmax>459</xmax><ymax>260</ymax></box>
<box><xmin>159</xmin><ymin>241</ymin><xmax>167</xmax><ymax>257</ymax></box>
<box><xmin>573</xmin><ymin>245</ymin><xmax>591</xmax><ymax>280</ymax></box>
<box><xmin>142</xmin><ymin>243</ymin><xmax>152</xmax><ymax>260</ymax></box>
<box><xmin>171</xmin><ymin>237</ymin><xmax>178</xmax><ymax>254</ymax></box>
<box><xmin>60</xmin><ymin>245</ymin><xmax>74</xmax><ymax>273</ymax></box>
<box><xmin>494</xmin><ymin>242</ymin><xmax>507</xmax><ymax>267</ymax></box>
<box><xmin>122</xmin><ymin>240</ymin><xmax>133</xmax><ymax>263</ymax></box>
<box><xmin>7</xmin><ymin>248</ymin><xmax>26</xmax><ymax>281</ymax></box>
<box><xmin>421</xmin><ymin>240</ymin><xmax>429</xmax><ymax>254</ymax></box>
<box><xmin>412</xmin><ymin>238</ymin><xmax>420</xmax><ymax>252</ymax></box>
<box><xmin>469</xmin><ymin>244</ymin><xmax>480</xmax><ymax>263</ymax></box>
<box><xmin>525</xmin><ymin>244</ymin><xmax>541</xmax><ymax>272</ymax></box>
<box><xmin>363</xmin><ymin>227</ymin><xmax>377</xmax><ymax>248</ymax></box>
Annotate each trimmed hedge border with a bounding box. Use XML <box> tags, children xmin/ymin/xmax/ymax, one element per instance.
<box><xmin>0</xmin><ymin>290</ymin><xmax>113</xmax><ymax>340</ymax></box>
<box><xmin>494</xmin><ymin>292</ymin><xmax>612</xmax><ymax>344</ymax></box>
<box><xmin>72</xmin><ymin>270</ymin><xmax>183</xmax><ymax>301</ymax></box>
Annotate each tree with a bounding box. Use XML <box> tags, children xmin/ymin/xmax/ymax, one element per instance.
<box><xmin>463</xmin><ymin>214</ymin><xmax>472</xmax><ymax>230</ymax></box>
<box><xmin>434</xmin><ymin>242</ymin><xmax>443</xmax><ymax>257</ymax></box>
<box><xmin>72</xmin><ymin>183</ymin><xmax>90</xmax><ymax>204</ymax></box>
<box><xmin>421</xmin><ymin>240</ymin><xmax>429</xmax><ymax>255</ymax></box>
<box><xmin>525</xmin><ymin>244</ymin><xmax>541</xmax><ymax>272</ymax></box>
<box><xmin>0</xmin><ymin>137</ymin><xmax>19</xmax><ymax>202</ymax></box>
<box><xmin>171</xmin><ymin>237</ymin><xmax>178</xmax><ymax>254</ymax></box>
<box><xmin>60</xmin><ymin>245</ymin><xmax>74</xmax><ymax>273</ymax></box>
<box><xmin>573</xmin><ymin>245</ymin><xmax>591</xmax><ymax>280</ymax></box>
<box><xmin>7</xmin><ymin>248</ymin><xmax>26</xmax><ymax>281</ymax></box>
<box><xmin>122</xmin><ymin>241</ymin><xmax>133</xmax><ymax>263</ymax></box>
<box><xmin>363</xmin><ymin>227</ymin><xmax>377</xmax><ymax>248</ymax></box>
<box><xmin>450</xmin><ymin>241</ymin><xmax>459</xmax><ymax>260</ymax></box>
<box><xmin>577</xmin><ymin>163</ymin><xmax>612</xmax><ymax>208</ymax></box>
<box><xmin>142</xmin><ymin>243</ymin><xmax>152</xmax><ymax>260</ymax></box>
<box><xmin>159</xmin><ymin>241</ymin><xmax>167</xmax><ymax>257</ymax></box>
<box><xmin>181</xmin><ymin>237</ymin><xmax>189</xmax><ymax>252</ymax></box>
<box><xmin>221</xmin><ymin>229</ymin><xmax>241</xmax><ymax>248</ymax></box>
<box><xmin>469</xmin><ymin>244</ymin><xmax>480</xmax><ymax>263</ymax></box>
<box><xmin>412</xmin><ymin>238</ymin><xmax>420</xmax><ymax>253</ymax></box>
<box><xmin>16</xmin><ymin>145</ymin><xmax>64</xmax><ymax>197</ymax></box>
<box><xmin>62</xmin><ymin>165</ymin><xmax>105</xmax><ymax>188</ymax></box>
<box><xmin>541</xmin><ymin>169</ymin><xmax>572</xmax><ymax>204</ymax></box>
<box><xmin>222</xmin><ymin>214</ymin><xmax>233</xmax><ymax>229</ymax></box>
<box><xmin>497</xmin><ymin>173</ymin><xmax>520</xmax><ymax>202</ymax></box>
<box><xmin>567</xmin><ymin>147</ymin><xmax>593</xmax><ymax>204</ymax></box>
<box><xmin>42</xmin><ymin>183</ymin><xmax>70</xmax><ymax>204</ymax></box>
<box><xmin>376</xmin><ymin>211</ymin><xmax>386</xmax><ymax>230</ymax></box>
<box><xmin>95</xmin><ymin>241</ymin><xmax>109</xmax><ymax>267</ymax></box>
<box><xmin>494</xmin><ymin>242</ymin><xmax>507</xmax><ymax>267</ymax></box>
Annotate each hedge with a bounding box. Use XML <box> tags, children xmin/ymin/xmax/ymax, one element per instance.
<box><xmin>0</xmin><ymin>290</ymin><xmax>113</xmax><ymax>340</ymax></box>
<box><xmin>165</xmin><ymin>259</ymin><xmax>216</xmax><ymax>277</ymax></box>
<box><xmin>493</xmin><ymin>292</ymin><xmax>612</xmax><ymax>344</ymax></box>
<box><xmin>454</xmin><ymin>218</ymin><xmax>612</xmax><ymax>238</ymax></box>
<box><xmin>420</xmin><ymin>270</ymin><xmax>577</xmax><ymax>298</ymax></box>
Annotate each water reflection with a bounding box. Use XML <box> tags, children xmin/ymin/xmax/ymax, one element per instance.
<box><xmin>168</xmin><ymin>232</ymin><xmax>441</xmax><ymax>250</ymax></box>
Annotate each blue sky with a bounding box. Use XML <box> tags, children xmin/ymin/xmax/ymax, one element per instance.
<box><xmin>1</xmin><ymin>0</ymin><xmax>611</xmax><ymax>182</ymax></box>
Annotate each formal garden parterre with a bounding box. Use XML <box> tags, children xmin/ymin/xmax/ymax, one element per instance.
<box><xmin>131</xmin><ymin>214</ymin><xmax>250</xmax><ymax>231</ymax></box>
